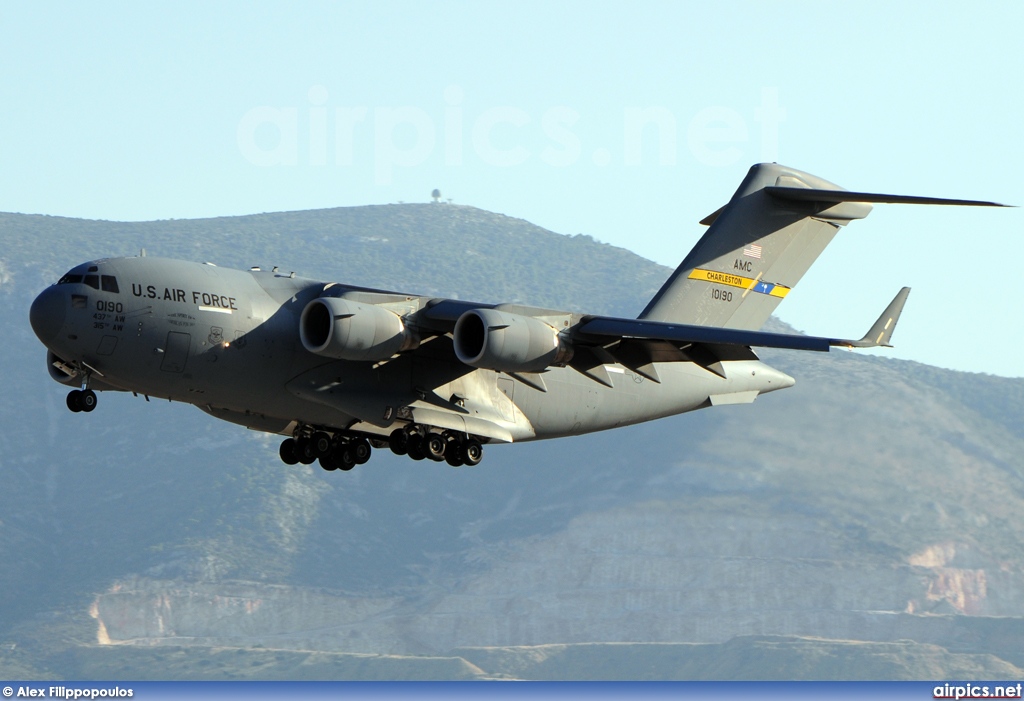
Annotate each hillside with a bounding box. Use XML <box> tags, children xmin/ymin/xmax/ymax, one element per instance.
<box><xmin>1</xmin><ymin>203</ymin><xmax>1022</xmax><ymax>679</ymax></box>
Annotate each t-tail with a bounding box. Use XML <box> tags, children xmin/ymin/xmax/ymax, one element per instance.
<box><xmin>639</xmin><ymin>163</ymin><xmax>1007</xmax><ymax>331</ymax></box>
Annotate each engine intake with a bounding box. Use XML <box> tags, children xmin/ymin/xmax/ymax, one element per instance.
<box><xmin>454</xmin><ymin>309</ymin><xmax>571</xmax><ymax>373</ymax></box>
<box><xmin>300</xmin><ymin>297</ymin><xmax>416</xmax><ymax>361</ymax></box>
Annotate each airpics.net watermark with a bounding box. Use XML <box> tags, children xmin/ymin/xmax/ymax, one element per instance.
<box><xmin>236</xmin><ymin>86</ymin><xmax>786</xmax><ymax>184</ymax></box>
<box><xmin>934</xmin><ymin>683</ymin><xmax>1023</xmax><ymax>699</ymax></box>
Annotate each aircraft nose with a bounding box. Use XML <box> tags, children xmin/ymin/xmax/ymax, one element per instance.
<box><xmin>29</xmin><ymin>285</ymin><xmax>67</xmax><ymax>345</ymax></box>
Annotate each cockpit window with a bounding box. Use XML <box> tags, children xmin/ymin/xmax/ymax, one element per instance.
<box><xmin>88</xmin><ymin>265</ymin><xmax>99</xmax><ymax>272</ymax></box>
<box><xmin>57</xmin><ymin>274</ymin><xmax>83</xmax><ymax>285</ymax></box>
<box><xmin>83</xmin><ymin>274</ymin><xmax>100</xmax><ymax>290</ymax></box>
<box><xmin>101</xmin><ymin>275</ymin><xmax>119</xmax><ymax>293</ymax></box>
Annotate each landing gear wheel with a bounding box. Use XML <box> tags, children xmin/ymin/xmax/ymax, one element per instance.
<box><xmin>351</xmin><ymin>438</ymin><xmax>372</xmax><ymax>465</ymax></box>
<box><xmin>279</xmin><ymin>438</ymin><xmax>299</xmax><ymax>465</ymax></box>
<box><xmin>461</xmin><ymin>439</ymin><xmax>483</xmax><ymax>466</ymax></box>
<box><xmin>80</xmin><ymin>389</ymin><xmax>97</xmax><ymax>412</ymax></box>
<box><xmin>311</xmin><ymin>431</ymin><xmax>332</xmax><ymax>458</ymax></box>
<box><xmin>406</xmin><ymin>434</ymin><xmax>425</xmax><ymax>461</ymax></box>
<box><xmin>296</xmin><ymin>439</ymin><xmax>317</xmax><ymax>465</ymax></box>
<box><xmin>318</xmin><ymin>454</ymin><xmax>339</xmax><ymax>471</ymax></box>
<box><xmin>423</xmin><ymin>434</ymin><xmax>446</xmax><ymax>462</ymax></box>
<box><xmin>66</xmin><ymin>390</ymin><xmax>82</xmax><ymax>413</ymax></box>
<box><xmin>337</xmin><ymin>446</ymin><xmax>356</xmax><ymax>471</ymax></box>
<box><xmin>389</xmin><ymin>429</ymin><xmax>409</xmax><ymax>456</ymax></box>
<box><xmin>444</xmin><ymin>437</ymin><xmax>464</xmax><ymax>467</ymax></box>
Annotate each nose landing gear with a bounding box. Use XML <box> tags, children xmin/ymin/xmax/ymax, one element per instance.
<box><xmin>66</xmin><ymin>388</ymin><xmax>97</xmax><ymax>413</ymax></box>
<box><xmin>63</xmin><ymin>365</ymin><xmax>98</xmax><ymax>413</ymax></box>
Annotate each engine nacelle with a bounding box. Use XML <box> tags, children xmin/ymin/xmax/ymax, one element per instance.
<box><xmin>47</xmin><ymin>350</ymin><xmax>80</xmax><ymax>386</ymax></box>
<box><xmin>300</xmin><ymin>297</ymin><xmax>416</xmax><ymax>362</ymax></box>
<box><xmin>454</xmin><ymin>308</ymin><xmax>571</xmax><ymax>373</ymax></box>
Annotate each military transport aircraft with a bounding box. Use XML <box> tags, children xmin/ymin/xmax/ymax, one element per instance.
<box><xmin>28</xmin><ymin>164</ymin><xmax>1006</xmax><ymax>471</ymax></box>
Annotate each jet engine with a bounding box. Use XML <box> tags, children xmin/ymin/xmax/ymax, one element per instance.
<box><xmin>453</xmin><ymin>308</ymin><xmax>571</xmax><ymax>373</ymax></box>
<box><xmin>300</xmin><ymin>297</ymin><xmax>416</xmax><ymax>361</ymax></box>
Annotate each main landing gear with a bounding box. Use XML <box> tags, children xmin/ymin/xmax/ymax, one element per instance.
<box><xmin>66</xmin><ymin>388</ymin><xmax>97</xmax><ymax>413</ymax></box>
<box><xmin>278</xmin><ymin>432</ymin><xmax>374</xmax><ymax>472</ymax></box>
<box><xmin>386</xmin><ymin>426</ymin><xmax>483</xmax><ymax>467</ymax></box>
<box><xmin>277</xmin><ymin>424</ymin><xmax>485</xmax><ymax>472</ymax></box>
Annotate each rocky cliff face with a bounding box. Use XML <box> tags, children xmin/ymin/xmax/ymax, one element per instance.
<box><xmin>90</xmin><ymin>499</ymin><xmax>1024</xmax><ymax>663</ymax></box>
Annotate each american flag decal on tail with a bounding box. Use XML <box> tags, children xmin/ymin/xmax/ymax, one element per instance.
<box><xmin>743</xmin><ymin>243</ymin><xmax>762</xmax><ymax>259</ymax></box>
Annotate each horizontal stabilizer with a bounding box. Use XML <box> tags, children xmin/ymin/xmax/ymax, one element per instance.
<box><xmin>766</xmin><ymin>186</ymin><xmax>1011</xmax><ymax>208</ymax></box>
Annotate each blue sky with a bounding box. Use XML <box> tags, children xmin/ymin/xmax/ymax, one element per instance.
<box><xmin>2</xmin><ymin>2</ymin><xmax>1021</xmax><ymax>376</ymax></box>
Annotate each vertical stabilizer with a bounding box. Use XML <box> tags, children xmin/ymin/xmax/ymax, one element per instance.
<box><xmin>639</xmin><ymin>164</ymin><xmax>872</xmax><ymax>330</ymax></box>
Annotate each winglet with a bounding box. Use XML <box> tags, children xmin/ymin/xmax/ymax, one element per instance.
<box><xmin>832</xmin><ymin>287</ymin><xmax>911</xmax><ymax>349</ymax></box>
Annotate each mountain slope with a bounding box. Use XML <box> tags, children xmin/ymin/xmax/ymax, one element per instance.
<box><xmin>1</xmin><ymin>204</ymin><xmax>1022</xmax><ymax>679</ymax></box>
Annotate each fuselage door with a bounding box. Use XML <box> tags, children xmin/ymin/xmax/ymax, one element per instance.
<box><xmin>160</xmin><ymin>332</ymin><xmax>191</xmax><ymax>373</ymax></box>
<box><xmin>497</xmin><ymin>376</ymin><xmax>515</xmax><ymax>422</ymax></box>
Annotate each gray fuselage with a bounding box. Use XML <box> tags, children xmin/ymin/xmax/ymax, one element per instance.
<box><xmin>30</xmin><ymin>256</ymin><xmax>794</xmax><ymax>445</ymax></box>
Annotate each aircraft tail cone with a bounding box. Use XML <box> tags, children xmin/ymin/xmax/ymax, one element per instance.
<box><xmin>756</xmin><ymin>364</ymin><xmax>795</xmax><ymax>395</ymax></box>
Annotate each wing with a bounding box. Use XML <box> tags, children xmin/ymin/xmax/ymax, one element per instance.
<box><xmin>578</xmin><ymin>286</ymin><xmax>910</xmax><ymax>352</ymax></box>
<box><xmin>561</xmin><ymin>287</ymin><xmax>911</xmax><ymax>384</ymax></box>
